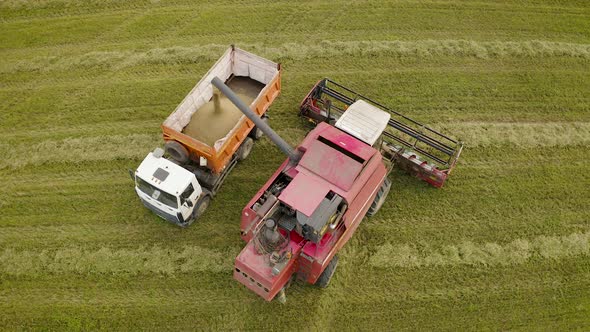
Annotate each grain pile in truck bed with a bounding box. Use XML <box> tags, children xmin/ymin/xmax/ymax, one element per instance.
<box><xmin>182</xmin><ymin>76</ymin><xmax>264</xmax><ymax>147</ymax></box>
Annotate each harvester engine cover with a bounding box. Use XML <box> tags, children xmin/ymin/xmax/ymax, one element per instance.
<box><xmin>296</xmin><ymin>193</ymin><xmax>343</xmax><ymax>243</ymax></box>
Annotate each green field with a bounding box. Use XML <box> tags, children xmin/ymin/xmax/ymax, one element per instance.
<box><xmin>1</xmin><ymin>0</ymin><xmax>589</xmax><ymax>330</ymax></box>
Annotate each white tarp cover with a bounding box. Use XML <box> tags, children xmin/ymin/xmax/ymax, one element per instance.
<box><xmin>163</xmin><ymin>47</ymin><xmax>279</xmax><ymax>150</ymax></box>
<box><xmin>335</xmin><ymin>100</ymin><xmax>391</xmax><ymax>145</ymax></box>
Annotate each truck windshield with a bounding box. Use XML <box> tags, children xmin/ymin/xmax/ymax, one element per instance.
<box><xmin>136</xmin><ymin>176</ymin><xmax>178</xmax><ymax>209</ymax></box>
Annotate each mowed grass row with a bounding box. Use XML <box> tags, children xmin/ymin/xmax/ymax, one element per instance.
<box><xmin>1</xmin><ymin>0</ymin><xmax>589</xmax><ymax>51</ymax></box>
<box><xmin>1</xmin><ymin>253</ymin><xmax>588</xmax><ymax>330</ymax></box>
<box><xmin>1</xmin><ymin>143</ymin><xmax>588</xmax><ymax>252</ymax></box>
<box><xmin>1</xmin><ymin>212</ymin><xmax>588</xmax><ymax>276</ymax></box>
<box><xmin>1</xmin><ymin>0</ymin><xmax>590</xmax><ymax>330</ymax></box>
<box><xmin>2</xmin><ymin>40</ymin><xmax>589</xmax><ymax>77</ymax></box>
<box><xmin>2</xmin><ymin>54</ymin><xmax>590</xmax><ymax>142</ymax></box>
<box><xmin>2</xmin><ymin>0</ymin><xmax>589</xmax><ymax>19</ymax></box>
<box><xmin>1</xmin><ymin>119</ymin><xmax>589</xmax><ymax>169</ymax></box>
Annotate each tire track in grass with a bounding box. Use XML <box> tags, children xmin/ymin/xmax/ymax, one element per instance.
<box><xmin>2</xmin><ymin>122</ymin><xmax>588</xmax><ymax>169</ymax></box>
<box><xmin>369</xmin><ymin>231</ymin><xmax>590</xmax><ymax>268</ymax></box>
<box><xmin>436</xmin><ymin>122</ymin><xmax>590</xmax><ymax>147</ymax></box>
<box><xmin>3</xmin><ymin>40</ymin><xmax>589</xmax><ymax>75</ymax></box>
<box><xmin>307</xmin><ymin>229</ymin><xmax>375</xmax><ymax>330</ymax></box>
<box><xmin>1</xmin><ymin>0</ymin><xmax>588</xmax><ymax>23</ymax></box>
<box><xmin>0</xmin><ymin>119</ymin><xmax>160</xmax><ymax>144</ymax></box>
<box><xmin>0</xmin><ymin>245</ymin><xmax>233</xmax><ymax>277</ymax></box>
<box><xmin>0</xmin><ymin>133</ymin><xmax>160</xmax><ymax>169</ymax></box>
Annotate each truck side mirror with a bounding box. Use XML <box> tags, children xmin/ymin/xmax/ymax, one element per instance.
<box><xmin>182</xmin><ymin>197</ymin><xmax>193</xmax><ymax>208</ymax></box>
<box><xmin>128</xmin><ymin>169</ymin><xmax>135</xmax><ymax>182</ymax></box>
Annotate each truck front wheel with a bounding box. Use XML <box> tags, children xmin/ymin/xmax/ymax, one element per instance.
<box><xmin>165</xmin><ymin>141</ymin><xmax>189</xmax><ymax>164</ymax></box>
<box><xmin>194</xmin><ymin>195</ymin><xmax>211</xmax><ymax>219</ymax></box>
<box><xmin>181</xmin><ymin>195</ymin><xmax>210</xmax><ymax>227</ymax></box>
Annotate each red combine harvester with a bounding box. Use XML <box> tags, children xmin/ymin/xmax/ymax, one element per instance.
<box><xmin>211</xmin><ymin>77</ymin><xmax>462</xmax><ymax>303</ymax></box>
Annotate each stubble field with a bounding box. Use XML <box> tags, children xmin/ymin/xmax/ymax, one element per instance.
<box><xmin>1</xmin><ymin>0</ymin><xmax>589</xmax><ymax>330</ymax></box>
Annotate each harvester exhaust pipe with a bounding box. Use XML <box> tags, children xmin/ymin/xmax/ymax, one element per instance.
<box><xmin>212</xmin><ymin>76</ymin><xmax>301</xmax><ymax>162</ymax></box>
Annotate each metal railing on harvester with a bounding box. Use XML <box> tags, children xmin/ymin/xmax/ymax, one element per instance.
<box><xmin>299</xmin><ymin>78</ymin><xmax>463</xmax><ymax>188</ymax></box>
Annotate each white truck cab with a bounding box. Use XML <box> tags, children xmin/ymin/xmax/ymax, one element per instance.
<box><xmin>133</xmin><ymin>148</ymin><xmax>205</xmax><ymax>226</ymax></box>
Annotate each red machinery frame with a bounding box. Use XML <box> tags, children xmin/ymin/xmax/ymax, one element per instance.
<box><xmin>300</xmin><ymin>78</ymin><xmax>463</xmax><ymax>188</ymax></box>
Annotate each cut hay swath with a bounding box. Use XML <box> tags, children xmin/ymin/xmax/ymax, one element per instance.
<box><xmin>370</xmin><ymin>231</ymin><xmax>590</xmax><ymax>268</ymax></box>
<box><xmin>3</xmin><ymin>40</ymin><xmax>590</xmax><ymax>74</ymax></box>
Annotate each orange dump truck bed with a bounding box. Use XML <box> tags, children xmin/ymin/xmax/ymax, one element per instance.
<box><xmin>162</xmin><ymin>46</ymin><xmax>281</xmax><ymax>174</ymax></box>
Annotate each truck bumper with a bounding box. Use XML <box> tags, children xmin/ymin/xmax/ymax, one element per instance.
<box><xmin>140</xmin><ymin>198</ymin><xmax>183</xmax><ymax>225</ymax></box>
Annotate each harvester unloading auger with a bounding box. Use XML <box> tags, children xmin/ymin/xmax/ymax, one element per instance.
<box><xmin>300</xmin><ymin>78</ymin><xmax>463</xmax><ymax>188</ymax></box>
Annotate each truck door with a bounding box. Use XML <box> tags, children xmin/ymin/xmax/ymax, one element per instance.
<box><xmin>179</xmin><ymin>183</ymin><xmax>198</xmax><ymax>220</ymax></box>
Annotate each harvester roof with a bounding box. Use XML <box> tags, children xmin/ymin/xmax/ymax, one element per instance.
<box><xmin>335</xmin><ymin>100</ymin><xmax>391</xmax><ymax>145</ymax></box>
<box><xmin>278</xmin><ymin>122</ymin><xmax>378</xmax><ymax>217</ymax></box>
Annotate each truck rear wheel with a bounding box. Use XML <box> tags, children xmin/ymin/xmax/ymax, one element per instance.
<box><xmin>315</xmin><ymin>255</ymin><xmax>339</xmax><ymax>288</ymax></box>
<box><xmin>250</xmin><ymin>116</ymin><xmax>269</xmax><ymax>140</ymax></box>
<box><xmin>165</xmin><ymin>141</ymin><xmax>189</xmax><ymax>164</ymax></box>
<box><xmin>367</xmin><ymin>177</ymin><xmax>392</xmax><ymax>217</ymax></box>
<box><xmin>237</xmin><ymin>137</ymin><xmax>254</xmax><ymax>161</ymax></box>
<box><xmin>192</xmin><ymin>167</ymin><xmax>219</xmax><ymax>190</ymax></box>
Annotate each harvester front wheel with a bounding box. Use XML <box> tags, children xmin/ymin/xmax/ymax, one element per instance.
<box><xmin>315</xmin><ymin>255</ymin><xmax>339</xmax><ymax>288</ymax></box>
<box><xmin>366</xmin><ymin>177</ymin><xmax>392</xmax><ymax>217</ymax></box>
<box><xmin>165</xmin><ymin>141</ymin><xmax>189</xmax><ymax>164</ymax></box>
<box><xmin>237</xmin><ymin>138</ymin><xmax>254</xmax><ymax>161</ymax></box>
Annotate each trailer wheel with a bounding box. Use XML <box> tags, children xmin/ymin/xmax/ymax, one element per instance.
<box><xmin>315</xmin><ymin>255</ymin><xmax>339</xmax><ymax>288</ymax></box>
<box><xmin>165</xmin><ymin>141</ymin><xmax>189</xmax><ymax>164</ymax></box>
<box><xmin>250</xmin><ymin>116</ymin><xmax>269</xmax><ymax>140</ymax></box>
<box><xmin>367</xmin><ymin>177</ymin><xmax>392</xmax><ymax>217</ymax></box>
<box><xmin>237</xmin><ymin>137</ymin><xmax>254</xmax><ymax>161</ymax></box>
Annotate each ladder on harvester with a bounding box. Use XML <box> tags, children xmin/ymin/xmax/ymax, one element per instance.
<box><xmin>299</xmin><ymin>78</ymin><xmax>463</xmax><ymax>188</ymax></box>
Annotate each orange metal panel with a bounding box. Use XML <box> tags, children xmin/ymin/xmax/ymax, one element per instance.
<box><xmin>161</xmin><ymin>67</ymin><xmax>282</xmax><ymax>174</ymax></box>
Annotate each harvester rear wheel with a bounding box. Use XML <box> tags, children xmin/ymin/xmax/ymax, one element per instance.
<box><xmin>315</xmin><ymin>255</ymin><xmax>339</xmax><ymax>288</ymax></box>
<box><xmin>165</xmin><ymin>141</ymin><xmax>189</xmax><ymax>164</ymax></box>
<box><xmin>366</xmin><ymin>177</ymin><xmax>392</xmax><ymax>217</ymax></box>
<box><xmin>237</xmin><ymin>137</ymin><xmax>254</xmax><ymax>161</ymax></box>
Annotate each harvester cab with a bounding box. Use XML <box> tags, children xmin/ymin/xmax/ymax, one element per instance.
<box><xmin>212</xmin><ymin>77</ymin><xmax>394</xmax><ymax>303</ymax></box>
<box><xmin>300</xmin><ymin>78</ymin><xmax>463</xmax><ymax>188</ymax></box>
